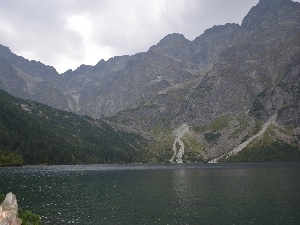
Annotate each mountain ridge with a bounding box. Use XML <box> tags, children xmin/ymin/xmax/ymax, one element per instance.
<box><xmin>0</xmin><ymin>0</ymin><xmax>299</xmax><ymax>163</ymax></box>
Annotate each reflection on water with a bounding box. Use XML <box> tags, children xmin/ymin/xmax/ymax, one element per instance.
<box><xmin>172</xmin><ymin>169</ymin><xmax>190</xmax><ymax>211</ymax></box>
<box><xmin>172</xmin><ymin>169</ymin><xmax>201</xmax><ymax>224</ymax></box>
<box><xmin>0</xmin><ymin>163</ymin><xmax>300</xmax><ymax>225</ymax></box>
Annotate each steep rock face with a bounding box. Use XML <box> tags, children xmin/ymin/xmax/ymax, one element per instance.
<box><xmin>0</xmin><ymin>45</ymin><xmax>69</xmax><ymax>112</ymax></box>
<box><xmin>250</xmin><ymin>45</ymin><xmax>300</xmax><ymax>126</ymax></box>
<box><xmin>188</xmin><ymin>0</ymin><xmax>300</xmax><ymax>159</ymax></box>
<box><xmin>242</xmin><ymin>0</ymin><xmax>300</xmax><ymax>31</ymax></box>
<box><xmin>63</xmin><ymin>33</ymin><xmax>199</xmax><ymax>118</ymax></box>
<box><xmin>110</xmin><ymin>0</ymin><xmax>300</xmax><ymax>161</ymax></box>
<box><xmin>115</xmin><ymin>0</ymin><xmax>300</xmax><ymax>126</ymax></box>
<box><xmin>0</xmin><ymin>0</ymin><xmax>299</xmax><ymax>120</ymax></box>
<box><xmin>0</xmin><ymin>56</ymin><xmax>29</xmax><ymax>98</ymax></box>
<box><xmin>149</xmin><ymin>33</ymin><xmax>192</xmax><ymax>63</ymax></box>
<box><xmin>188</xmin><ymin>0</ymin><xmax>300</xmax><ymax>124</ymax></box>
<box><xmin>192</xmin><ymin>23</ymin><xmax>240</xmax><ymax>73</ymax></box>
<box><xmin>0</xmin><ymin>0</ymin><xmax>299</xmax><ymax>161</ymax></box>
<box><xmin>0</xmin><ymin>24</ymin><xmax>245</xmax><ymax>118</ymax></box>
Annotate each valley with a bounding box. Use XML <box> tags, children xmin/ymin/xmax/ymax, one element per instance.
<box><xmin>0</xmin><ymin>0</ymin><xmax>299</xmax><ymax>165</ymax></box>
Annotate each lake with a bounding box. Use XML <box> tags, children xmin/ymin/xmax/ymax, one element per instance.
<box><xmin>0</xmin><ymin>162</ymin><xmax>300</xmax><ymax>225</ymax></box>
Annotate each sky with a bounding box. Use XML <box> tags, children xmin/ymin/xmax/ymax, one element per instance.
<box><xmin>0</xmin><ymin>0</ymin><xmax>296</xmax><ymax>73</ymax></box>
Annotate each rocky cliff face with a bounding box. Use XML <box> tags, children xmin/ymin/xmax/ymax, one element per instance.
<box><xmin>0</xmin><ymin>0</ymin><xmax>299</xmax><ymax>162</ymax></box>
<box><xmin>110</xmin><ymin>0</ymin><xmax>300</xmax><ymax>161</ymax></box>
<box><xmin>0</xmin><ymin>45</ymin><xmax>69</xmax><ymax>112</ymax></box>
<box><xmin>0</xmin><ymin>22</ymin><xmax>244</xmax><ymax>118</ymax></box>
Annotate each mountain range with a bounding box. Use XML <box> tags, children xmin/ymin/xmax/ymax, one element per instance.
<box><xmin>0</xmin><ymin>0</ymin><xmax>299</xmax><ymax>164</ymax></box>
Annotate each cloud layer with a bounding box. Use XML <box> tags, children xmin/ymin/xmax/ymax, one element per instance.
<box><xmin>0</xmin><ymin>0</ymin><xmax>291</xmax><ymax>73</ymax></box>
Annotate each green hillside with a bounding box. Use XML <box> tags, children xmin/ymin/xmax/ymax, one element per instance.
<box><xmin>0</xmin><ymin>90</ymin><xmax>148</xmax><ymax>166</ymax></box>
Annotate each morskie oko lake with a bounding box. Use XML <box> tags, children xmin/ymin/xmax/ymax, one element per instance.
<box><xmin>0</xmin><ymin>162</ymin><xmax>300</xmax><ymax>225</ymax></box>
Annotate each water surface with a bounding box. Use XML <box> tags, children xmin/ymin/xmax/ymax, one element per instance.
<box><xmin>0</xmin><ymin>162</ymin><xmax>300</xmax><ymax>224</ymax></box>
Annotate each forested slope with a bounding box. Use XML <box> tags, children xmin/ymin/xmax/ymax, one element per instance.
<box><xmin>0</xmin><ymin>90</ymin><xmax>148</xmax><ymax>166</ymax></box>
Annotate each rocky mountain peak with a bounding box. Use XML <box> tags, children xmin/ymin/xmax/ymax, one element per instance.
<box><xmin>201</xmin><ymin>23</ymin><xmax>240</xmax><ymax>36</ymax></box>
<box><xmin>0</xmin><ymin>44</ymin><xmax>19</xmax><ymax>63</ymax></box>
<box><xmin>242</xmin><ymin>0</ymin><xmax>300</xmax><ymax>30</ymax></box>
<box><xmin>147</xmin><ymin>33</ymin><xmax>192</xmax><ymax>63</ymax></box>
<box><xmin>149</xmin><ymin>33</ymin><xmax>189</xmax><ymax>52</ymax></box>
<box><xmin>159</xmin><ymin>33</ymin><xmax>188</xmax><ymax>43</ymax></box>
<box><xmin>0</xmin><ymin>44</ymin><xmax>12</xmax><ymax>55</ymax></box>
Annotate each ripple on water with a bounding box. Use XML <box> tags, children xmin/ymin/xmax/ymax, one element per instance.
<box><xmin>0</xmin><ymin>163</ymin><xmax>300</xmax><ymax>224</ymax></box>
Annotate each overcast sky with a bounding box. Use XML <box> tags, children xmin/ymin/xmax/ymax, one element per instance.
<box><xmin>0</xmin><ymin>0</ymin><xmax>297</xmax><ymax>73</ymax></box>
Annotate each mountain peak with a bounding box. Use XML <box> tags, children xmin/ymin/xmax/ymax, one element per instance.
<box><xmin>202</xmin><ymin>23</ymin><xmax>240</xmax><ymax>36</ymax></box>
<box><xmin>161</xmin><ymin>33</ymin><xmax>186</xmax><ymax>40</ymax></box>
<box><xmin>148</xmin><ymin>33</ymin><xmax>190</xmax><ymax>54</ymax></box>
<box><xmin>156</xmin><ymin>33</ymin><xmax>189</xmax><ymax>47</ymax></box>
<box><xmin>0</xmin><ymin>44</ymin><xmax>14</xmax><ymax>60</ymax></box>
<box><xmin>0</xmin><ymin>44</ymin><xmax>11</xmax><ymax>52</ymax></box>
<box><xmin>241</xmin><ymin>0</ymin><xmax>300</xmax><ymax>29</ymax></box>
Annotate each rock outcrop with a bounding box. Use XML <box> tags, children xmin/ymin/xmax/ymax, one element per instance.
<box><xmin>0</xmin><ymin>193</ymin><xmax>21</xmax><ymax>225</ymax></box>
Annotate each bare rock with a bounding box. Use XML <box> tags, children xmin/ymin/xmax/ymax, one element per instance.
<box><xmin>0</xmin><ymin>193</ymin><xmax>21</xmax><ymax>225</ymax></box>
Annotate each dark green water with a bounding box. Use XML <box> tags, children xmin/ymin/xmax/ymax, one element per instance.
<box><xmin>0</xmin><ymin>162</ymin><xmax>300</xmax><ymax>225</ymax></box>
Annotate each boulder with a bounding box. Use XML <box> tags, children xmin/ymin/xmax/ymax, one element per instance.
<box><xmin>0</xmin><ymin>193</ymin><xmax>21</xmax><ymax>225</ymax></box>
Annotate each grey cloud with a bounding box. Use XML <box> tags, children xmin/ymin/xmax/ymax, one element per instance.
<box><xmin>1</xmin><ymin>0</ymin><xmax>297</xmax><ymax>73</ymax></box>
<box><xmin>0</xmin><ymin>0</ymin><xmax>85</xmax><ymax>66</ymax></box>
<box><xmin>90</xmin><ymin>1</ymin><xmax>171</xmax><ymax>56</ymax></box>
<box><xmin>160</xmin><ymin>0</ymin><xmax>260</xmax><ymax>40</ymax></box>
